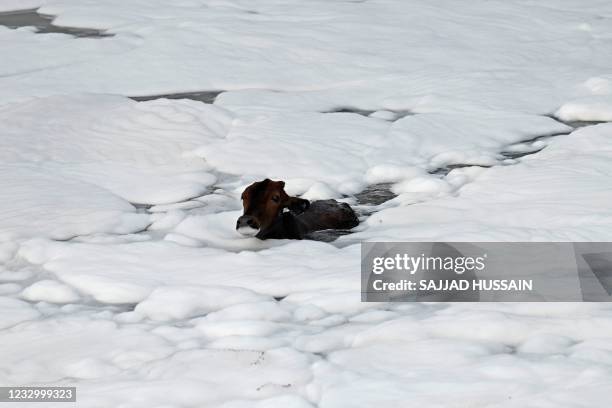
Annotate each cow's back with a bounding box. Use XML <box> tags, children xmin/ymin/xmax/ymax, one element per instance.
<box><xmin>297</xmin><ymin>199</ymin><xmax>359</xmax><ymax>232</ymax></box>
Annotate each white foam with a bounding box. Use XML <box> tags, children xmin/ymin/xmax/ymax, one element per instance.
<box><xmin>2</xmin><ymin>1</ymin><xmax>612</xmax><ymax>406</ymax></box>
<box><xmin>0</xmin><ymin>166</ymin><xmax>149</xmax><ymax>241</ymax></box>
<box><xmin>135</xmin><ymin>286</ymin><xmax>269</xmax><ymax>322</ymax></box>
<box><xmin>21</xmin><ymin>279</ymin><xmax>80</xmax><ymax>304</ymax></box>
<box><xmin>357</xmin><ymin>123</ymin><xmax>612</xmax><ymax>241</ymax></box>
<box><xmin>0</xmin><ymin>95</ymin><xmax>231</xmax><ymax>205</ymax></box>
<box><xmin>555</xmin><ymin>95</ymin><xmax>612</xmax><ymax>122</ymax></box>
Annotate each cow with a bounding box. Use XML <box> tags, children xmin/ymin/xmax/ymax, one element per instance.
<box><xmin>236</xmin><ymin>179</ymin><xmax>359</xmax><ymax>240</ymax></box>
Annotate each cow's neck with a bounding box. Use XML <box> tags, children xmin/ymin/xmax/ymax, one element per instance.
<box><xmin>256</xmin><ymin>212</ymin><xmax>306</xmax><ymax>240</ymax></box>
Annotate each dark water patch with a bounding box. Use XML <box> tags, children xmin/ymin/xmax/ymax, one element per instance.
<box><xmin>499</xmin><ymin>129</ymin><xmax>573</xmax><ymax>161</ymax></box>
<box><xmin>500</xmin><ymin>147</ymin><xmax>545</xmax><ymax>160</ymax></box>
<box><xmin>108</xmin><ymin>302</ymin><xmax>138</xmax><ymax>313</ymax></box>
<box><xmin>131</xmin><ymin>202</ymin><xmax>153</xmax><ymax>212</ymax></box>
<box><xmin>130</xmin><ymin>91</ymin><xmax>224</xmax><ymax>104</ymax></box>
<box><xmin>518</xmin><ymin>131</ymin><xmax>572</xmax><ymax>144</ymax></box>
<box><xmin>0</xmin><ymin>8</ymin><xmax>113</xmax><ymax>38</ymax></box>
<box><xmin>325</xmin><ymin>107</ymin><xmax>413</xmax><ymax>122</ymax></box>
<box><xmin>429</xmin><ymin>163</ymin><xmax>493</xmax><ymax>177</ymax></box>
<box><xmin>369</xmin><ymin>110</ymin><xmax>414</xmax><ymax>121</ymax></box>
<box><xmin>355</xmin><ymin>183</ymin><xmax>396</xmax><ymax>206</ymax></box>
<box><xmin>273</xmin><ymin>296</ymin><xmax>286</xmax><ymax>302</ymax></box>
<box><xmin>544</xmin><ymin>113</ymin><xmax>607</xmax><ymax>129</ymax></box>
<box><xmin>565</xmin><ymin>120</ymin><xmax>607</xmax><ymax>128</ymax></box>
<box><xmin>390</xmin><ymin>110</ymin><xmax>413</xmax><ymax>121</ymax></box>
<box><xmin>326</xmin><ymin>107</ymin><xmax>376</xmax><ymax>117</ymax></box>
<box><xmin>504</xmin><ymin>345</ymin><xmax>518</xmax><ymax>355</ymax></box>
<box><xmin>430</xmin><ymin>129</ymin><xmax>576</xmax><ymax>175</ymax></box>
<box><xmin>305</xmin><ymin>229</ymin><xmax>355</xmax><ymax>243</ymax></box>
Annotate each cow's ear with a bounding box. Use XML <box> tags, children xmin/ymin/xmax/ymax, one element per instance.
<box><xmin>285</xmin><ymin>197</ymin><xmax>309</xmax><ymax>214</ymax></box>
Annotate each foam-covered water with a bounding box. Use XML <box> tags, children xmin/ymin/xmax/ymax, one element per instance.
<box><xmin>1</xmin><ymin>1</ymin><xmax>612</xmax><ymax>406</ymax></box>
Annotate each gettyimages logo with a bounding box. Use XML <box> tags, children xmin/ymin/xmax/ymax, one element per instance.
<box><xmin>361</xmin><ymin>242</ymin><xmax>612</xmax><ymax>302</ymax></box>
<box><xmin>371</xmin><ymin>253</ymin><xmax>487</xmax><ymax>275</ymax></box>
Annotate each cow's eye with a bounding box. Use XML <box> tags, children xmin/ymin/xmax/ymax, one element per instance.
<box><xmin>272</xmin><ymin>195</ymin><xmax>280</xmax><ymax>203</ymax></box>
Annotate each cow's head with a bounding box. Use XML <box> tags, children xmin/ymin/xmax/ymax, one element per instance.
<box><xmin>236</xmin><ymin>179</ymin><xmax>310</xmax><ymax>236</ymax></box>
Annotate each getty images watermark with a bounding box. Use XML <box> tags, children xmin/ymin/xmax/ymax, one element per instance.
<box><xmin>361</xmin><ymin>242</ymin><xmax>612</xmax><ymax>302</ymax></box>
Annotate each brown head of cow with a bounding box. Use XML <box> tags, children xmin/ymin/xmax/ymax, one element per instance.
<box><xmin>236</xmin><ymin>179</ymin><xmax>310</xmax><ymax>237</ymax></box>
